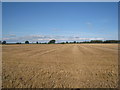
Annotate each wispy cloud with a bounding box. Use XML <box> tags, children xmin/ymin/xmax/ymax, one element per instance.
<box><xmin>2</xmin><ymin>34</ymin><xmax>105</xmax><ymax>43</ymax></box>
<box><xmin>4</xmin><ymin>34</ymin><xmax>16</xmax><ymax>37</ymax></box>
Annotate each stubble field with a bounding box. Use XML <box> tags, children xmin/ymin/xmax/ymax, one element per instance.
<box><xmin>2</xmin><ymin>44</ymin><xmax>118</xmax><ymax>88</ymax></box>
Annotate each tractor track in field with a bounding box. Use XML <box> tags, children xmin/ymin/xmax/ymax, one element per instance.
<box><xmin>2</xmin><ymin>44</ymin><xmax>118</xmax><ymax>88</ymax></box>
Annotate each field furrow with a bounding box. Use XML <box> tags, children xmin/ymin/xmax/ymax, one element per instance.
<box><xmin>2</xmin><ymin>44</ymin><xmax>118</xmax><ymax>88</ymax></box>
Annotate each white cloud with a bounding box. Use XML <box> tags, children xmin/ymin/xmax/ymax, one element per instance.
<box><xmin>2</xmin><ymin>34</ymin><xmax>105</xmax><ymax>43</ymax></box>
<box><xmin>4</xmin><ymin>34</ymin><xmax>16</xmax><ymax>37</ymax></box>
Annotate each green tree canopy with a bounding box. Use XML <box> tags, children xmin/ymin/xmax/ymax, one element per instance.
<box><xmin>2</xmin><ymin>41</ymin><xmax>6</xmax><ymax>44</ymax></box>
<box><xmin>25</xmin><ymin>41</ymin><xmax>29</xmax><ymax>44</ymax></box>
<box><xmin>36</xmin><ymin>41</ymin><xmax>38</xmax><ymax>44</ymax></box>
<box><xmin>48</xmin><ymin>40</ymin><xmax>56</xmax><ymax>44</ymax></box>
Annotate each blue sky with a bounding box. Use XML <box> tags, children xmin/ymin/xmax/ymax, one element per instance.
<box><xmin>2</xmin><ymin>2</ymin><xmax>118</xmax><ymax>43</ymax></box>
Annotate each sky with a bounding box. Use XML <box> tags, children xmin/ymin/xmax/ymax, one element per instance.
<box><xmin>2</xmin><ymin>2</ymin><xmax>118</xmax><ymax>43</ymax></box>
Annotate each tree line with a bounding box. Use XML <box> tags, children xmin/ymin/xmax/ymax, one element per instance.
<box><xmin>0</xmin><ymin>40</ymin><xmax>120</xmax><ymax>44</ymax></box>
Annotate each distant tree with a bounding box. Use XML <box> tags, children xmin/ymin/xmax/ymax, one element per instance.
<box><xmin>0</xmin><ymin>41</ymin><xmax>1</xmax><ymax>44</ymax></box>
<box><xmin>118</xmin><ymin>40</ymin><xmax>120</xmax><ymax>43</ymax></box>
<box><xmin>82</xmin><ymin>41</ymin><xmax>90</xmax><ymax>43</ymax></box>
<box><xmin>90</xmin><ymin>40</ymin><xmax>103</xmax><ymax>43</ymax></box>
<box><xmin>69</xmin><ymin>42</ymin><xmax>73</xmax><ymax>44</ymax></box>
<box><xmin>2</xmin><ymin>41</ymin><xmax>6</xmax><ymax>44</ymax></box>
<box><xmin>103</xmin><ymin>40</ymin><xmax>119</xmax><ymax>43</ymax></box>
<box><xmin>36</xmin><ymin>41</ymin><xmax>38</xmax><ymax>44</ymax></box>
<box><xmin>66</xmin><ymin>41</ymin><xmax>68</xmax><ymax>44</ymax></box>
<box><xmin>48</xmin><ymin>40</ymin><xmax>56</xmax><ymax>44</ymax></box>
<box><xmin>25</xmin><ymin>41</ymin><xmax>29</xmax><ymax>44</ymax></box>
<box><xmin>16</xmin><ymin>42</ymin><xmax>21</xmax><ymax>44</ymax></box>
<box><xmin>73</xmin><ymin>41</ymin><xmax>76</xmax><ymax>43</ymax></box>
<box><xmin>42</xmin><ymin>42</ymin><xmax>47</xmax><ymax>44</ymax></box>
<box><xmin>60</xmin><ymin>42</ymin><xmax>65</xmax><ymax>44</ymax></box>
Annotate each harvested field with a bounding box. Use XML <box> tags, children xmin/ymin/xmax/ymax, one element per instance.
<box><xmin>2</xmin><ymin>44</ymin><xmax>118</xmax><ymax>88</ymax></box>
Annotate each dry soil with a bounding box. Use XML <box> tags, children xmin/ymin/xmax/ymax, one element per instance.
<box><xmin>2</xmin><ymin>44</ymin><xmax>118</xmax><ymax>88</ymax></box>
